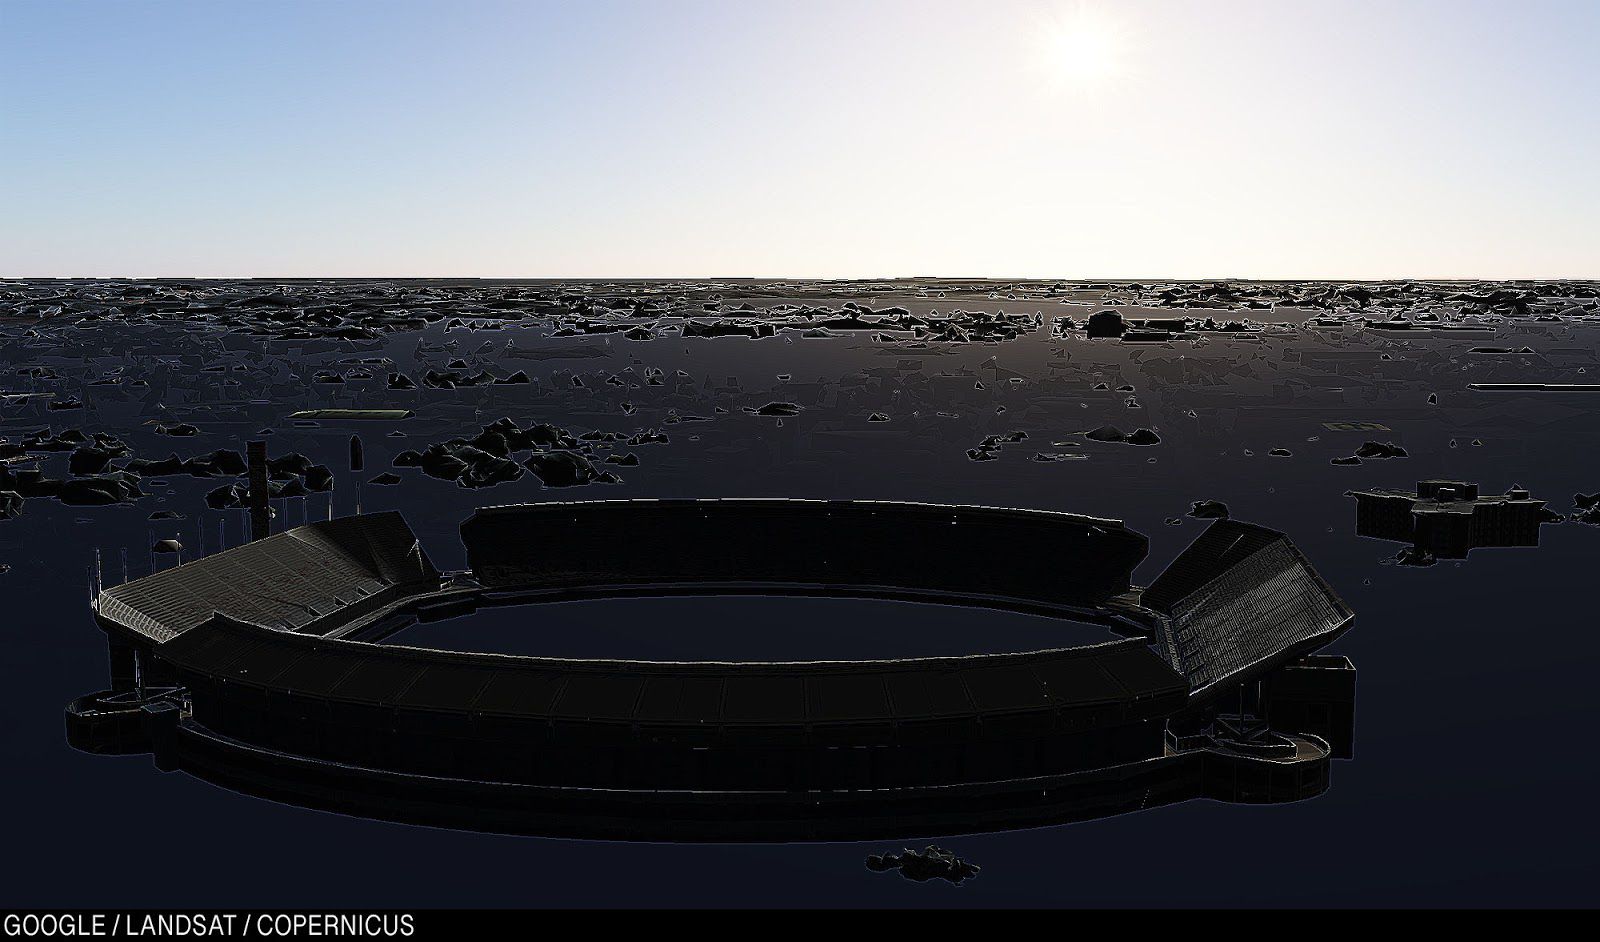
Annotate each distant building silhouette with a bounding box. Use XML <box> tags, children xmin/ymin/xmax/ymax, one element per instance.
<box><xmin>1349</xmin><ymin>480</ymin><xmax>1554</xmax><ymax>558</ymax></box>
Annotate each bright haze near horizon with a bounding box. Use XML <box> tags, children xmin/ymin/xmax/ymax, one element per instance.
<box><xmin>3</xmin><ymin>0</ymin><xmax>1597</xmax><ymax>280</ymax></box>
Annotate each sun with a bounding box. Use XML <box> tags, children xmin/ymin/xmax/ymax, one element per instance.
<box><xmin>1032</xmin><ymin>5</ymin><xmax>1128</xmax><ymax>89</ymax></box>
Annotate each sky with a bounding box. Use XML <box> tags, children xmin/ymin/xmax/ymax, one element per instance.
<box><xmin>2</xmin><ymin>0</ymin><xmax>1597</xmax><ymax>280</ymax></box>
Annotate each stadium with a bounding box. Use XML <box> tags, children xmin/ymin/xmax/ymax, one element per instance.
<box><xmin>67</xmin><ymin>500</ymin><xmax>1356</xmax><ymax>840</ymax></box>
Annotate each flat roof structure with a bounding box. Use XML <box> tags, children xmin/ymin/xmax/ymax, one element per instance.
<box><xmin>1348</xmin><ymin>481</ymin><xmax>1555</xmax><ymax>559</ymax></box>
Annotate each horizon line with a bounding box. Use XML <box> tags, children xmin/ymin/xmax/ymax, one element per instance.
<box><xmin>6</xmin><ymin>273</ymin><xmax>1600</xmax><ymax>284</ymax></box>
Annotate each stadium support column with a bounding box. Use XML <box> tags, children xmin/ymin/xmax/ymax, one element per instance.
<box><xmin>248</xmin><ymin>440</ymin><xmax>271</xmax><ymax>542</ymax></box>
<box><xmin>351</xmin><ymin>434</ymin><xmax>364</xmax><ymax>516</ymax></box>
<box><xmin>106</xmin><ymin>634</ymin><xmax>137</xmax><ymax>692</ymax></box>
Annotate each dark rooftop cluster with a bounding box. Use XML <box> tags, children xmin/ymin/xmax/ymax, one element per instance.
<box><xmin>392</xmin><ymin>417</ymin><xmax>669</xmax><ymax>489</ymax></box>
<box><xmin>866</xmin><ymin>846</ymin><xmax>982</xmax><ymax>886</ymax></box>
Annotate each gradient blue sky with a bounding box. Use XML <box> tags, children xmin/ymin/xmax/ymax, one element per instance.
<box><xmin>3</xmin><ymin>0</ymin><xmax>1597</xmax><ymax>279</ymax></box>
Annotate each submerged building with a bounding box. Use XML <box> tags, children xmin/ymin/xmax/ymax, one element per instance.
<box><xmin>67</xmin><ymin>500</ymin><xmax>1356</xmax><ymax>840</ymax></box>
<box><xmin>1349</xmin><ymin>480</ymin><xmax>1556</xmax><ymax>559</ymax></box>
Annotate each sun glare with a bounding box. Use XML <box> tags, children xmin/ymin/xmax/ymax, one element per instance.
<box><xmin>1033</xmin><ymin>5</ymin><xmax>1128</xmax><ymax>90</ymax></box>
